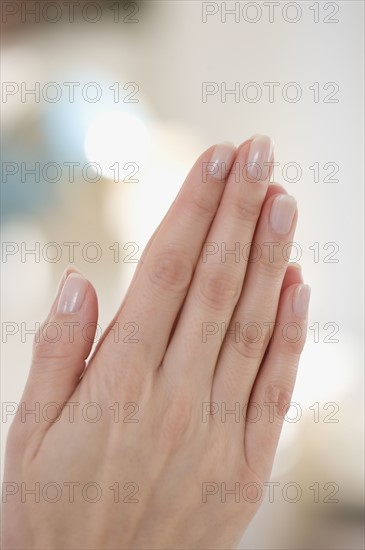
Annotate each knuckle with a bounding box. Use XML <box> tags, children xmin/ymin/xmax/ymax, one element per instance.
<box><xmin>161</xmin><ymin>395</ymin><xmax>193</xmax><ymax>445</ymax></box>
<box><xmin>99</xmin><ymin>361</ymin><xmax>146</xmax><ymax>405</ymax></box>
<box><xmin>274</xmin><ymin>322</ymin><xmax>307</xmax><ymax>354</ymax></box>
<box><xmin>32</xmin><ymin>337</ymin><xmax>73</xmax><ymax>365</ymax></box>
<box><xmin>225</xmin><ymin>331</ymin><xmax>264</xmax><ymax>362</ymax></box>
<box><xmin>98</xmin><ymin>348</ymin><xmax>145</xmax><ymax>394</ymax></box>
<box><xmin>32</xmin><ymin>319</ymin><xmax>74</xmax><ymax>362</ymax></box>
<box><xmin>227</xmin><ymin>196</ymin><xmax>261</xmax><ymax>224</ymax></box>
<box><xmin>147</xmin><ymin>250</ymin><xmax>193</xmax><ymax>296</ymax></box>
<box><xmin>258</xmin><ymin>250</ymin><xmax>286</xmax><ymax>276</ymax></box>
<box><xmin>187</xmin><ymin>190</ymin><xmax>217</xmax><ymax>220</ymax></box>
<box><xmin>263</xmin><ymin>383</ymin><xmax>293</xmax><ymax>422</ymax></box>
<box><xmin>198</xmin><ymin>270</ymin><xmax>240</xmax><ymax>311</ymax></box>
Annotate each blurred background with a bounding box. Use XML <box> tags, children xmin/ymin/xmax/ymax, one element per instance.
<box><xmin>1</xmin><ymin>1</ymin><xmax>364</xmax><ymax>548</ymax></box>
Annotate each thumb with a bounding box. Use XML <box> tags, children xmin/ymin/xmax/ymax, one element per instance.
<box><xmin>10</xmin><ymin>268</ymin><xmax>98</xmax><ymax>447</ymax></box>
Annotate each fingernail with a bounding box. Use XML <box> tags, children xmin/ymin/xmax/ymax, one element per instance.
<box><xmin>57</xmin><ymin>273</ymin><xmax>88</xmax><ymax>314</ymax></box>
<box><xmin>293</xmin><ymin>284</ymin><xmax>311</xmax><ymax>319</ymax></box>
<box><xmin>270</xmin><ymin>194</ymin><xmax>297</xmax><ymax>234</ymax></box>
<box><xmin>246</xmin><ymin>135</ymin><xmax>273</xmax><ymax>182</ymax></box>
<box><xmin>207</xmin><ymin>141</ymin><xmax>236</xmax><ymax>181</ymax></box>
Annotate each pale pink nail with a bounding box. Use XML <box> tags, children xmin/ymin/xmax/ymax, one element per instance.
<box><xmin>206</xmin><ymin>141</ymin><xmax>236</xmax><ymax>181</ymax></box>
<box><xmin>246</xmin><ymin>135</ymin><xmax>273</xmax><ymax>182</ymax></box>
<box><xmin>270</xmin><ymin>195</ymin><xmax>297</xmax><ymax>234</ymax></box>
<box><xmin>57</xmin><ymin>273</ymin><xmax>88</xmax><ymax>314</ymax></box>
<box><xmin>293</xmin><ymin>284</ymin><xmax>311</xmax><ymax>319</ymax></box>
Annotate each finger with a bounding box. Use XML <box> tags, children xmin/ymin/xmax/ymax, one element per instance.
<box><xmin>92</xmin><ymin>171</ymin><xmax>284</xmax><ymax>366</ymax></box>
<box><xmin>165</xmin><ymin>184</ymin><xmax>286</xmax><ymax>348</ymax></box>
<box><xmin>165</xmin><ymin>185</ymin><xmax>288</xmax><ymax>358</ymax></box>
<box><xmin>97</xmin><ymin>142</ymin><xmax>237</xmax><ymax>370</ymax></box>
<box><xmin>281</xmin><ymin>262</ymin><xmax>303</xmax><ymax>292</ymax></box>
<box><xmin>10</xmin><ymin>270</ymin><xmax>98</xmax><ymax>448</ymax></box>
<box><xmin>164</xmin><ymin>182</ymin><xmax>285</xmax><ymax>351</ymax></box>
<box><xmin>88</xmin><ymin>212</ymin><xmax>170</xmax><ymax>361</ymax></box>
<box><xmin>258</xmin><ymin>262</ymin><xmax>304</xmax><ymax>368</ymax></box>
<box><xmin>163</xmin><ymin>135</ymin><xmax>274</xmax><ymax>386</ymax></box>
<box><xmin>214</xmin><ymin>191</ymin><xmax>298</xmax><ymax>403</ymax></box>
<box><xmin>265</xmin><ymin>183</ymin><xmax>287</xmax><ymax>201</ymax></box>
<box><xmin>244</xmin><ymin>280</ymin><xmax>311</xmax><ymax>479</ymax></box>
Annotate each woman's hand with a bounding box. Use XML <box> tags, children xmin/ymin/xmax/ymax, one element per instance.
<box><xmin>3</xmin><ymin>135</ymin><xmax>310</xmax><ymax>549</ymax></box>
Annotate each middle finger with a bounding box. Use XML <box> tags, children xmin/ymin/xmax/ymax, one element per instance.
<box><xmin>163</xmin><ymin>135</ymin><xmax>274</xmax><ymax>386</ymax></box>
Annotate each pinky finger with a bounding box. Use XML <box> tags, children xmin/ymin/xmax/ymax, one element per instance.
<box><xmin>244</xmin><ymin>281</ymin><xmax>311</xmax><ymax>480</ymax></box>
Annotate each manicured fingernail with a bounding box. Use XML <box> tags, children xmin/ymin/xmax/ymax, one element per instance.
<box><xmin>57</xmin><ymin>273</ymin><xmax>88</xmax><ymax>314</ymax></box>
<box><xmin>270</xmin><ymin>194</ymin><xmax>297</xmax><ymax>234</ymax></box>
<box><xmin>293</xmin><ymin>284</ymin><xmax>311</xmax><ymax>319</ymax></box>
<box><xmin>207</xmin><ymin>141</ymin><xmax>236</xmax><ymax>181</ymax></box>
<box><xmin>246</xmin><ymin>135</ymin><xmax>273</xmax><ymax>182</ymax></box>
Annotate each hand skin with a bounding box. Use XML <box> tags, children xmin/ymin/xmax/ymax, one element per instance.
<box><xmin>2</xmin><ymin>135</ymin><xmax>310</xmax><ymax>550</ymax></box>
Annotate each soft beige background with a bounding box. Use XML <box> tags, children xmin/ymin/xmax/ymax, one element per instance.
<box><xmin>1</xmin><ymin>1</ymin><xmax>364</xmax><ymax>548</ymax></box>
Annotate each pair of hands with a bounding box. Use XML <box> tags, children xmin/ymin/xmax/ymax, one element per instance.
<box><xmin>3</xmin><ymin>135</ymin><xmax>310</xmax><ymax>549</ymax></box>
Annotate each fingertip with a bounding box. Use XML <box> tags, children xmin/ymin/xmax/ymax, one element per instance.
<box><xmin>281</xmin><ymin>263</ymin><xmax>303</xmax><ymax>292</ymax></box>
<box><xmin>56</xmin><ymin>273</ymin><xmax>89</xmax><ymax>315</ymax></box>
<box><xmin>292</xmin><ymin>283</ymin><xmax>311</xmax><ymax>320</ymax></box>
<box><xmin>265</xmin><ymin>183</ymin><xmax>288</xmax><ymax>201</ymax></box>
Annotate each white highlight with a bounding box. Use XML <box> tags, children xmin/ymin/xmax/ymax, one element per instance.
<box><xmin>84</xmin><ymin>110</ymin><xmax>150</xmax><ymax>180</ymax></box>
